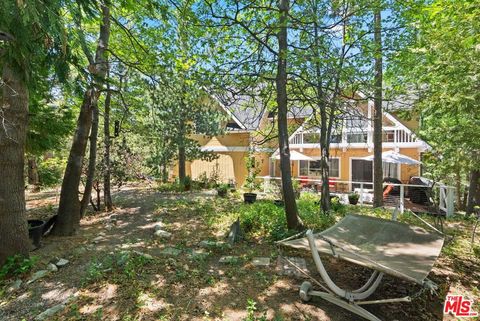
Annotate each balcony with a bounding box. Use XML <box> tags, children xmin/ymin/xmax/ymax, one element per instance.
<box><xmin>290</xmin><ymin>128</ymin><xmax>417</xmax><ymax>146</ymax></box>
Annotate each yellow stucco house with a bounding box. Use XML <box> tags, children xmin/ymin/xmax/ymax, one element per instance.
<box><xmin>173</xmin><ymin>94</ymin><xmax>429</xmax><ymax>191</ymax></box>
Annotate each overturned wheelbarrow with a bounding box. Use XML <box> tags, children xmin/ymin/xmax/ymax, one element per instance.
<box><xmin>28</xmin><ymin>220</ymin><xmax>45</xmax><ymax>250</ymax></box>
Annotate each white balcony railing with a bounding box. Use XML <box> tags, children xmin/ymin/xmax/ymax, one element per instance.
<box><xmin>291</xmin><ymin>129</ymin><xmax>417</xmax><ymax>145</ymax></box>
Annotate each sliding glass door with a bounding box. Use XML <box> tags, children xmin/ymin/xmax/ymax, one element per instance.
<box><xmin>351</xmin><ymin>159</ymin><xmax>373</xmax><ymax>190</ymax></box>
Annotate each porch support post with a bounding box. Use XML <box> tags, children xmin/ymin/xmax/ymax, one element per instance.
<box><xmin>446</xmin><ymin>186</ymin><xmax>455</xmax><ymax>218</ymax></box>
<box><xmin>400</xmin><ymin>185</ymin><xmax>405</xmax><ymax>214</ymax></box>
<box><xmin>360</xmin><ymin>183</ymin><xmax>364</xmax><ymax>205</ymax></box>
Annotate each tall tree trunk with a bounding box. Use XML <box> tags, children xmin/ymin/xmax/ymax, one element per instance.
<box><xmin>277</xmin><ymin>0</ymin><xmax>300</xmax><ymax>230</ymax></box>
<box><xmin>466</xmin><ymin>169</ymin><xmax>480</xmax><ymax>216</ymax></box>
<box><xmin>178</xmin><ymin>113</ymin><xmax>186</xmax><ymax>187</ymax></box>
<box><xmin>54</xmin><ymin>90</ymin><xmax>94</xmax><ymax>235</ymax></box>
<box><xmin>178</xmin><ymin>144</ymin><xmax>186</xmax><ymax>186</ymax></box>
<box><xmin>0</xmin><ymin>65</ymin><xmax>31</xmax><ymax>264</ymax></box>
<box><xmin>103</xmin><ymin>89</ymin><xmax>113</xmax><ymax>211</ymax></box>
<box><xmin>455</xmin><ymin>167</ymin><xmax>463</xmax><ymax>210</ymax></box>
<box><xmin>27</xmin><ymin>157</ymin><xmax>40</xmax><ymax>191</ymax></box>
<box><xmin>373</xmin><ymin>7</ymin><xmax>383</xmax><ymax>208</ymax></box>
<box><xmin>318</xmin><ymin>89</ymin><xmax>330</xmax><ymax>213</ymax></box>
<box><xmin>54</xmin><ymin>4</ymin><xmax>110</xmax><ymax>235</ymax></box>
<box><xmin>80</xmin><ymin>104</ymin><xmax>99</xmax><ymax>217</ymax></box>
<box><xmin>314</xmin><ymin>6</ymin><xmax>331</xmax><ymax>213</ymax></box>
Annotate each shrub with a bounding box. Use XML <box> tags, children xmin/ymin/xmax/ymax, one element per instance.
<box><xmin>238</xmin><ymin>201</ymin><xmax>288</xmax><ymax>240</ymax></box>
<box><xmin>330</xmin><ymin>196</ymin><xmax>347</xmax><ymax>216</ymax></box>
<box><xmin>157</xmin><ymin>182</ymin><xmax>183</xmax><ymax>193</ymax></box>
<box><xmin>244</xmin><ymin>154</ymin><xmax>261</xmax><ymax>193</ymax></box>
<box><xmin>0</xmin><ymin>255</ymin><xmax>38</xmax><ymax>280</ymax></box>
<box><xmin>197</xmin><ymin>172</ymin><xmax>209</xmax><ymax>188</ymax></box>
<box><xmin>216</xmin><ymin>183</ymin><xmax>229</xmax><ymax>197</ymax></box>
<box><xmin>237</xmin><ymin>193</ymin><xmax>337</xmax><ymax>241</ymax></box>
<box><xmin>182</xmin><ymin>175</ymin><xmax>192</xmax><ymax>191</ymax></box>
<box><xmin>38</xmin><ymin>157</ymin><xmax>65</xmax><ymax>187</ymax></box>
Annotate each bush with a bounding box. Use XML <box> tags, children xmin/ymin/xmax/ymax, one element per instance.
<box><xmin>297</xmin><ymin>192</ymin><xmax>336</xmax><ymax>231</ymax></box>
<box><xmin>237</xmin><ymin>193</ymin><xmax>337</xmax><ymax>241</ymax></box>
<box><xmin>38</xmin><ymin>157</ymin><xmax>65</xmax><ymax>187</ymax></box>
<box><xmin>238</xmin><ymin>201</ymin><xmax>288</xmax><ymax>240</ymax></box>
<box><xmin>157</xmin><ymin>182</ymin><xmax>183</xmax><ymax>193</ymax></box>
<box><xmin>0</xmin><ymin>255</ymin><xmax>38</xmax><ymax>280</ymax></box>
<box><xmin>181</xmin><ymin>176</ymin><xmax>192</xmax><ymax>191</ymax></box>
<box><xmin>216</xmin><ymin>183</ymin><xmax>229</xmax><ymax>197</ymax></box>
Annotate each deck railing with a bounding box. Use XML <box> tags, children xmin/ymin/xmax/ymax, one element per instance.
<box><xmin>257</xmin><ymin>176</ymin><xmax>455</xmax><ymax>217</ymax></box>
<box><xmin>290</xmin><ymin>128</ymin><xmax>416</xmax><ymax>145</ymax></box>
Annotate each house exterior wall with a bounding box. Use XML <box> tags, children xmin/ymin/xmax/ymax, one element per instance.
<box><xmin>170</xmin><ymin>96</ymin><xmax>424</xmax><ymax>189</ymax></box>
<box><xmin>293</xmin><ymin>147</ymin><xmax>420</xmax><ymax>184</ymax></box>
<box><xmin>193</xmin><ymin>132</ymin><xmax>250</xmax><ymax>147</ymax></box>
<box><xmin>172</xmin><ymin>132</ymin><xmax>272</xmax><ymax>187</ymax></box>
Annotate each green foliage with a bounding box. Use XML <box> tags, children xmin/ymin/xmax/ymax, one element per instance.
<box><xmin>157</xmin><ymin>182</ymin><xmax>184</xmax><ymax>193</ymax></box>
<box><xmin>297</xmin><ymin>193</ymin><xmax>336</xmax><ymax>230</ymax></box>
<box><xmin>26</xmin><ymin>93</ymin><xmax>76</xmax><ymax>156</ymax></box>
<box><xmin>330</xmin><ymin>197</ymin><xmax>347</xmax><ymax>215</ymax></box>
<box><xmin>181</xmin><ymin>175</ymin><xmax>192</xmax><ymax>191</ymax></box>
<box><xmin>196</xmin><ymin>171</ymin><xmax>219</xmax><ymax>189</ymax></box>
<box><xmin>37</xmin><ymin>157</ymin><xmax>65</xmax><ymax>187</ymax></box>
<box><xmin>82</xmin><ymin>251</ymin><xmax>153</xmax><ymax>285</ymax></box>
<box><xmin>348</xmin><ymin>193</ymin><xmax>360</xmax><ymax>201</ymax></box>
<box><xmin>216</xmin><ymin>183</ymin><xmax>229</xmax><ymax>196</ymax></box>
<box><xmin>243</xmin><ymin>299</ymin><xmax>267</xmax><ymax>321</ymax></box>
<box><xmin>0</xmin><ymin>255</ymin><xmax>38</xmax><ymax>280</ymax></box>
<box><xmin>388</xmin><ymin>0</ymin><xmax>480</xmax><ymax>183</ymax></box>
<box><xmin>239</xmin><ymin>201</ymin><xmax>287</xmax><ymax>240</ymax></box>
<box><xmin>238</xmin><ymin>193</ymin><xmax>336</xmax><ymax>241</ymax></box>
<box><xmin>244</xmin><ymin>154</ymin><xmax>261</xmax><ymax>193</ymax></box>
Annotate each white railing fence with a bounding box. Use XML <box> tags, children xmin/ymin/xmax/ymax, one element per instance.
<box><xmin>257</xmin><ymin>176</ymin><xmax>455</xmax><ymax>218</ymax></box>
<box><xmin>290</xmin><ymin>128</ymin><xmax>416</xmax><ymax>145</ymax></box>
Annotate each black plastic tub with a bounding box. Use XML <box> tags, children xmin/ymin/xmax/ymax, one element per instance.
<box><xmin>28</xmin><ymin>220</ymin><xmax>46</xmax><ymax>249</ymax></box>
<box><xmin>243</xmin><ymin>193</ymin><xmax>257</xmax><ymax>204</ymax></box>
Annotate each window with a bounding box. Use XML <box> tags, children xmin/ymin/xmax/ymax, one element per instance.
<box><xmin>303</xmin><ymin>132</ymin><xmax>320</xmax><ymax>144</ymax></box>
<box><xmin>330</xmin><ymin>133</ymin><xmax>342</xmax><ymax>143</ymax></box>
<box><xmin>329</xmin><ymin>158</ymin><xmax>340</xmax><ymax>177</ymax></box>
<box><xmin>382</xmin><ymin>130</ymin><xmax>395</xmax><ymax>142</ymax></box>
<box><xmin>299</xmin><ymin>158</ymin><xmax>340</xmax><ymax>178</ymax></box>
<box><xmin>347</xmin><ymin>132</ymin><xmax>368</xmax><ymax>143</ymax></box>
<box><xmin>346</xmin><ymin>116</ymin><xmax>367</xmax><ymax>129</ymax></box>
<box><xmin>299</xmin><ymin>160</ymin><xmax>307</xmax><ymax>176</ymax></box>
<box><xmin>383</xmin><ymin>162</ymin><xmax>399</xmax><ymax>178</ymax></box>
<box><xmin>308</xmin><ymin>160</ymin><xmax>322</xmax><ymax>177</ymax></box>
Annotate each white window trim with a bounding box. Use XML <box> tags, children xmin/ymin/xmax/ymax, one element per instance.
<box><xmin>349</xmin><ymin>157</ymin><xmax>402</xmax><ymax>190</ymax></box>
<box><xmin>299</xmin><ymin>157</ymin><xmax>341</xmax><ymax>179</ymax></box>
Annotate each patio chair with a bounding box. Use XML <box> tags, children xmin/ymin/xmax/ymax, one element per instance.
<box><xmin>278</xmin><ymin>214</ymin><xmax>444</xmax><ymax>321</ymax></box>
<box><xmin>327</xmin><ymin>177</ymin><xmax>336</xmax><ymax>191</ymax></box>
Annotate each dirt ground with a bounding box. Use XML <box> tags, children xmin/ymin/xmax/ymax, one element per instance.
<box><xmin>0</xmin><ymin>184</ymin><xmax>478</xmax><ymax>321</ymax></box>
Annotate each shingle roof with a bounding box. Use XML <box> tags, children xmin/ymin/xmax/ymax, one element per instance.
<box><xmin>215</xmin><ymin>92</ymin><xmax>314</xmax><ymax>131</ymax></box>
<box><xmin>214</xmin><ymin>92</ymin><xmax>267</xmax><ymax>130</ymax></box>
<box><xmin>382</xmin><ymin>93</ymin><xmax>419</xmax><ymax>111</ymax></box>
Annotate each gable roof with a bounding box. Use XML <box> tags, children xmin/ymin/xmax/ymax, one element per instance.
<box><xmin>212</xmin><ymin>92</ymin><xmax>267</xmax><ymax>131</ymax></box>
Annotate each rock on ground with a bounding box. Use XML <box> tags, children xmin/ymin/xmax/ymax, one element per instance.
<box><xmin>154</xmin><ymin>229</ymin><xmax>172</xmax><ymax>239</ymax></box>
<box><xmin>159</xmin><ymin>247</ymin><xmax>182</xmax><ymax>257</ymax></box>
<box><xmin>35</xmin><ymin>303</ymin><xmax>66</xmax><ymax>321</ymax></box>
<box><xmin>252</xmin><ymin>257</ymin><xmax>270</xmax><ymax>267</ymax></box>
<box><xmin>56</xmin><ymin>258</ymin><xmax>69</xmax><ymax>267</ymax></box>
<box><xmin>276</xmin><ymin>256</ymin><xmax>309</xmax><ymax>277</ymax></box>
<box><xmin>219</xmin><ymin>256</ymin><xmax>240</xmax><ymax>264</ymax></box>
<box><xmin>27</xmin><ymin>270</ymin><xmax>49</xmax><ymax>284</ymax></box>
<box><xmin>47</xmin><ymin>263</ymin><xmax>58</xmax><ymax>272</ymax></box>
<box><xmin>7</xmin><ymin>280</ymin><xmax>22</xmax><ymax>293</ymax></box>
